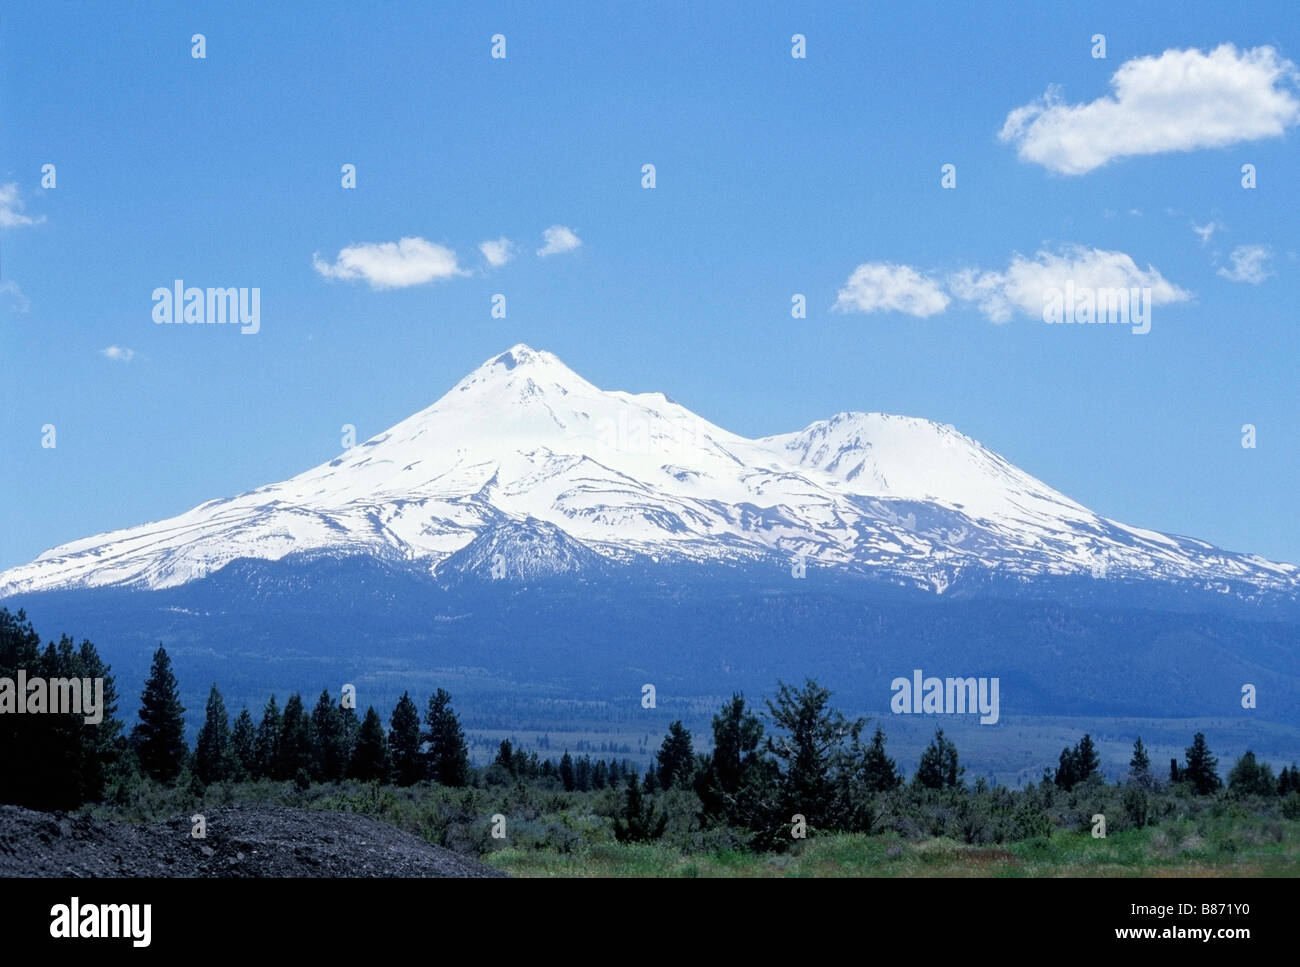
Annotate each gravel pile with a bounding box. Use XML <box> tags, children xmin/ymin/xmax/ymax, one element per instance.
<box><xmin>0</xmin><ymin>804</ymin><xmax>507</xmax><ymax>878</ymax></box>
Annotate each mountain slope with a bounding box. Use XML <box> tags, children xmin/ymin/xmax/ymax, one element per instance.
<box><xmin>2</xmin><ymin>345</ymin><xmax>1296</xmax><ymax>602</ymax></box>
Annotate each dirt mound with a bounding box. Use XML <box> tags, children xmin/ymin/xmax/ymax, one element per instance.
<box><xmin>0</xmin><ymin>804</ymin><xmax>507</xmax><ymax>878</ymax></box>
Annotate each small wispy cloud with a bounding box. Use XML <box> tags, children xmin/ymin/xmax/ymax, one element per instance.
<box><xmin>537</xmin><ymin>225</ymin><xmax>581</xmax><ymax>257</ymax></box>
<box><xmin>101</xmin><ymin>345</ymin><xmax>136</xmax><ymax>362</ymax></box>
<box><xmin>1192</xmin><ymin>221</ymin><xmax>1222</xmax><ymax>245</ymax></box>
<box><xmin>1</xmin><ymin>280</ymin><xmax>30</xmax><ymax>313</ymax></box>
<box><xmin>313</xmin><ymin>237</ymin><xmax>466</xmax><ymax>289</ymax></box>
<box><xmin>833</xmin><ymin>262</ymin><xmax>950</xmax><ymax>317</ymax></box>
<box><xmin>0</xmin><ymin>183</ymin><xmax>45</xmax><ymax>228</ymax></box>
<box><xmin>999</xmin><ymin>44</ymin><xmax>1300</xmax><ymax>175</ymax></box>
<box><xmin>479</xmin><ymin>237</ymin><xmax>514</xmax><ymax>267</ymax></box>
<box><xmin>1217</xmin><ymin>245</ymin><xmax>1273</xmax><ymax>284</ymax></box>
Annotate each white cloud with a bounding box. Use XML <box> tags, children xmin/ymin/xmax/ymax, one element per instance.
<box><xmin>537</xmin><ymin>225</ymin><xmax>581</xmax><ymax>257</ymax></box>
<box><xmin>1218</xmin><ymin>244</ymin><xmax>1273</xmax><ymax>284</ymax></box>
<box><xmin>479</xmin><ymin>237</ymin><xmax>514</xmax><ymax>267</ymax></box>
<box><xmin>833</xmin><ymin>262</ymin><xmax>950</xmax><ymax>317</ymax></box>
<box><xmin>313</xmin><ymin>237</ymin><xmax>466</xmax><ymax>289</ymax></box>
<box><xmin>0</xmin><ymin>183</ymin><xmax>45</xmax><ymax>228</ymax></box>
<box><xmin>100</xmin><ymin>346</ymin><xmax>136</xmax><ymax>362</ymax></box>
<box><xmin>1</xmin><ymin>280</ymin><xmax>30</xmax><ymax>313</ymax></box>
<box><xmin>948</xmin><ymin>246</ymin><xmax>1191</xmax><ymax>322</ymax></box>
<box><xmin>1192</xmin><ymin>221</ymin><xmax>1222</xmax><ymax>245</ymax></box>
<box><xmin>999</xmin><ymin>45</ymin><xmax>1300</xmax><ymax>174</ymax></box>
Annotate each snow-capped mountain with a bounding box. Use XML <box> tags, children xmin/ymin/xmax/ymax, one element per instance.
<box><xmin>2</xmin><ymin>344</ymin><xmax>1296</xmax><ymax>600</ymax></box>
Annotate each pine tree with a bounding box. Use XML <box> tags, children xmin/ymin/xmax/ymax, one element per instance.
<box><xmin>575</xmin><ymin>755</ymin><xmax>592</xmax><ymax>791</ymax></box>
<box><xmin>915</xmin><ymin>728</ymin><xmax>962</xmax><ymax>790</ymax></box>
<box><xmin>1170</xmin><ymin>757</ymin><xmax>1182</xmax><ymax>785</ymax></box>
<box><xmin>592</xmin><ymin>758</ymin><xmax>609</xmax><ymax>789</ymax></box>
<box><xmin>1227</xmin><ymin>750</ymin><xmax>1276</xmax><ymax>797</ymax></box>
<box><xmin>941</xmin><ymin>729</ymin><xmax>964</xmax><ymax>789</ymax></box>
<box><xmin>559</xmin><ymin>751</ymin><xmax>575</xmax><ymax>791</ymax></box>
<box><xmin>230</xmin><ymin>708</ymin><xmax>257</xmax><ymax>780</ymax></box>
<box><xmin>0</xmin><ymin>609</ymin><xmax>44</xmax><ymax>807</ymax></box>
<box><xmin>423</xmin><ymin>688</ymin><xmax>469</xmax><ymax>787</ymax></box>
<box><xmin>765</xmin><ymin>679</ymin><xmax>864</xmax><ymax>827</ymax></box>
<box><xmin>253</xmin><ymin>695</ymin><xmax>281</xmax><ymax>780</ymax></box>
<box><xmin>1054</xmin><ymin>746</ymin><xmax>1077</xmax><ymax>790</ymax></box>
<box><xmin>696</xmin><ymin>693</ymin><xmax>773</xmax><ymax>831</ymax></box>
<box><xmin>56</xmin><ymin>633</ymin><xmax>123</xmax><ymax>808</ymax></box>
<box><xmin>275</xmin><ymin>693</ymin><xmax>312</xmax><ymax>782</ymax></box>
<box><xmin>310</xmin><ymin>690</ymin><xmax>345</xmax><ymax>781</ymax></box>
<box><xmin>861</xmin><ymin>726</ymin><xmax>902</xmax><ymax>793</ymax></box>
<box><xmin>495</xmin><ymin>739</ymin><xmax>515</xmax><ymax>774</ymax></box>
<box><xmin>388</xmin><ymin>691</ymin><xmax>423</xmax><ymax>786</ymax></box>
<box><xmin>133</xmin><ymin>645</ymin><xmax>187</xmax><ymax>783</ymax></box>
<box><xmin>613</xmin><ymin>774</ymin><xmax>667</xmax><ymax>842</ymax></box>
<box><xmin>656</xmin><ymin>720</ymin><xmax>694</xmax><ymax>790</ymax></box>
<box><xmin>1128</xmin><ymin>737</ymin><xmax>1152</xmax><ymax>788</ymax></box>
<box><xmin>1074</xmin><ymin>734</ymin><xmax>1100</xmax><ymax>783</ymax></box>
<box><xmin>194</xmin><ymin>684</ymin><xmax>231</xmax><ymax>784</ymax></box>
<box><xmin>349</xmin><ymin>706</ymin><xmax>392</xmax><ymax>782</ymax></box>
<box><xmin>1183</xmin><ymin>732</ymin><xmax>1222</xmax><ymax>795</ymax></box>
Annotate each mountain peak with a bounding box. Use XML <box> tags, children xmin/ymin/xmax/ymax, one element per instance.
<box><xmin>492</xmin><ymin>344</ymin><xmax>547</xmax><ymax>369</ymax></box>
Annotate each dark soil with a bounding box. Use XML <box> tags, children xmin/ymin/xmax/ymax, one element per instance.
<box><xmin>0</xmin><ymin>804</ymin><xmax>507</xmax><ymax>878</ymax></box>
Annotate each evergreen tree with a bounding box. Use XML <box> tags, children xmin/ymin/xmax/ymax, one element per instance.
<box><xmin>338</xmin><ymin>701</ymin><xmax>361</xmax><ymax>764</ymax></box>
<box><xmin>860</xmin><ymin>726</ymin><xmax>902</xmax><ymax>793</ymax></box>
<box><xmin>1128</xmin><ymin>737</ymin><xmax>1152</xmax><ymax>788</ymax></box>
<box><xmin>0</xmin><ymin>616</ymin><xmax>125</xmax><ymax>810</ymax></box>
<box><xmin>349</xmin><ymin>706</ymin><xmax>392</xmax><ymax>782</ymax></box>
<box><xmin>642</xmin><ymin>761</ymin><xmax>659</xmax><ymax>793</ymax></box>
<box><xmin>656</xmin><ymin>720</ymin><xmax>694</xmax><ymax>790</ymax></box>
<box><xmin>1053</xmin><ymin>746</ymin><xmax>1077</xmax><ymax>790</ymax></box>
<box><xmin>915</xmin><ymin>728</ymin><xmax>963</xmax><ymax>790</ymax></box>
<box><xmin>230</xmin><ymin>708</ymin><xmax>257</xmax><ymax>780</ymax></box>
<box><xmin>388</xmin><ymin>691</ymin><xmax>423</xmax><ymax>786</ymax></box>
<box><xmin>575</xmin><ymin>755</ymin><xmax>592</xmax><ymax>791</ymax></box>
<box><xmin>1074</xmin><ymin>734</ymin><xmax>1100</xmax><ymax>783</ymax></box>
<box><xmin>1183</xmin><ymin>732</ymin><xmax>1222</xmax><ymax>795</ymax></box>
<box><xmin>696</xmin><ymin>693</ymin><xmax>774</xmax><ymax>832</ymax></box>
<box><xmin>132</xmin><ymin>645</ymin><xmax>187</xmax><ymax>784</ymax></box>
<box><xmin>559</xmin><ymin>751</ymin><xmax>575</xmax><ymax>791</ymax></box>
<box><xmin>72</xmin><ymin>635</ymin><xmax>124</xmax><ymax>804</ymax></box>
<box><xmin>1279</xmin><ymin>764</ymin><xmax>1299</xmax><ymax>795</ymax></box>
<box><xmin>276</xmin><ymin>693</ymin><xmax>312</xmax><ymax>781</ymax></box>
<box><xmin>310</xmin><ymin>690</ymin><xmax>345</xmax><ymax>782</ymax></box>
<box><xmin>1170</xmin><ymin>757</ymin><xmax>1182</xmax><ymax>785</ymax></box>
<box><xmin>765</xmin><ymin>679</ymin><xmax>864</xmax><ymax>828</ymax></box>
<box><xmin>495</xmin><ymin>739</ymin><xmax>515</xmax><ymax>774</ymax></box>
<box><xmin>253</xmin><ymin>695</ymin><xmax>281</xmax><ymax>780</ymax></box>
<box><xmin>194</xmin><ymin>684</ymin><xmax>231</xmax><ymax>784</ymax></box>
<box><xmin>613</xmin><ymin>774</ymin><xmax>667</xmax><ymax>842</ymax></box>
<box><xmin>1227</xmin><ymin>750</ymin><xmax>1276</xmax><ymax>797</ymax></box>
<box><xmin>592</xmin><ymin>758</ymin><xmax>609</xmax><ymax>790</ymax></box>
<box><xmin>423</xmin><ymin>688</ymin><xmax>469</xmax><ymax>787</ymax></box>
<box><xmin>0</xmin><ymin>609</ymin><xmax>44</xmax><ymax>807</ymax></box>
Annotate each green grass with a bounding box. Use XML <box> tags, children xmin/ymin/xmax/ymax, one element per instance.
<box><xmin>484</xmin><ymin>818</ymin><xmax>1300</xmax><ymax>878</ymax></box>
<box><xmin>87</xmin><ymin>773</ymin><xmax>1300</xmax><ymax>878</ymax></box>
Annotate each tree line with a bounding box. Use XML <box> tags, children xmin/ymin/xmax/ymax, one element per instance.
<box><xmin>3</xmin><ymin>607</ymin><xmax>1298</xmax><ymax>852</ymax></box>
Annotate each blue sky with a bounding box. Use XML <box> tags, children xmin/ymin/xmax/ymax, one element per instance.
<box><xmin>2</xmin><ymin>0</ymin><xmax>1297</xmax><ymax>570</ymax></box>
